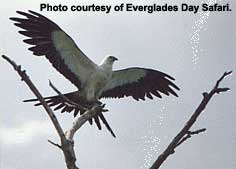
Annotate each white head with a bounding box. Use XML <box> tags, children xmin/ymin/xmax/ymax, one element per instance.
<box><xmin>100</xmin><ymin>55</ymin><xmax>118</xmax><ymax>66</ymax></box>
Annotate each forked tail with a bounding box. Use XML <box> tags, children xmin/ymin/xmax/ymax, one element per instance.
<box><xmin>24</xmin><ymin>91</ymin><xmax>116</xmax><ymax>137</ymax></box>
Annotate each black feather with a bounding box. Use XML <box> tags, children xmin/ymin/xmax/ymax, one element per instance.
<box><xmin>101</xmin><ymin>68</ymin><xmax>179</xmax><ymax>100</ymax></box>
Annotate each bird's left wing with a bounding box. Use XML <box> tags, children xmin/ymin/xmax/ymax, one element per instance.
<box><xmin>100</xmin><ymin>68</ymin><xmax>180</xmax><ymax>100</ymax></box>
<box><xmin>10</xmin><ymin>10</ymin><xmax>97</xmax><ymax>89</ymax></box>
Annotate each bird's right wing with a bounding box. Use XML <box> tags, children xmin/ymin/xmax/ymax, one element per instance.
<box><xmin>101</xmin><ymin>68</ymin><xmax>179</xmax><ymax>100</ymax></box>
<box><xmin>10</xmin><ymin>10</ymin><xmax>97</xmax><ymax>89</ymax></box>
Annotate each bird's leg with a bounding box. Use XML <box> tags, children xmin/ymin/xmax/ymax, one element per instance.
<box><xmin>91</xmin><ymin>101</ymin><xmax>108</xmax><ymax>113</ymax></box>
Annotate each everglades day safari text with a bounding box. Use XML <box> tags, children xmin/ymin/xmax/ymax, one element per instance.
<box><xmin>40</xmin><ymin>3</ymin><xmax>232</xmax><ymax>14</ymax></box>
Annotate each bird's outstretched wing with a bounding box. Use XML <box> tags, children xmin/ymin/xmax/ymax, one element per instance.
<box><xmin>100</xmin><ymin>68</ymin><xmax>180</xmax><ymax>100</ymax></box>
<box><xmin>10</xmin><ymin>10</ymin><xmax>97</xmax><ymax>89</ymax></box>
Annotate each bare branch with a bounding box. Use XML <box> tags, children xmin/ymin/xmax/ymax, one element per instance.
<box><xmin>150</xmin><ymin>71</ymin><xmax>232</xmax><ymax>169</ymax></box>
<box><xmin>2</xmin><ymin>54</ymin><xmax>112</xmax><ymax>169</ymax></box>
<box><xmin>2</xmin><ymin>55</ymin><xmax>79</xmax><ymax>169</ymax></box>
<box><xmin>2</xmin><ymin>55</ymin><xmax>65</xmax><ymax>139</ymax></box>
<box><xmin>214</xmin><ymin>71</ymin><xmax>232</xmax><ymax>89</ymax></box>
<box><xmin>65</xmin><ymin>103</ymin><xmax>105</xmax><ymax>140</ymax></box>
<box><xmin>188</xmin><ymin>128</ymin><xmax>206</xmax><ymax>135</ymax></box>
<box><xmin>176</xmin><ymin>128</ymin><xmax>206</xmax><ymax>147</ymax></box>
<box><xmin>48</xmin><ymin>139</ymin><xmax>62</xmax><ymax>149</ymax></box>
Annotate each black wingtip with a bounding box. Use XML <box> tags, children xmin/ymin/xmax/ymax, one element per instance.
<box><xmin>15</xmin><ymin>10</ymin><xmax>37</xmax><ymax>16</ymax></box>
<box><xmin>168</xmin><ymin>86</ymin><xmax>179</xmax><ymax>97</ymax></box>
<box><xmin>172</xmin><ymin>92</ymin><xmax>179</xmax><ymax>97</ymax></box>
<box><xmin>16</xmin><ymin>11</ymin><xmax>24</xmax><ymax>15</ymax></box>
<box><xmin>23</xmin><ymin>98</ymin><xmax>38</xmax><ymax>102</ymax></box>
<box><xmin>165</xmin><ymin>77</ymin><xmax>180</xmax><ymax>91</ymax></box>
<box><xmin>28</xmin><ymin>10</ymin><xmax>46</xmax><ymax>19</ymax></box>
<box><xmin>9</xmin><ymin>17</ymin><xmax>19</xmax><ymax>22</ymax></box>
<box><xmin>28</xmin><ymin>10</ymin><xmax>38</xmax><ymax>16</ymax></box>
<box><xmin>28</xmin><ymin>10</ymin><xmax>35</xmax><ymax>13</ymax></box>
<box><xmin>174</xmin><ymin>84</ymin><xmax>180</xmax><ymax>91</ymax></box>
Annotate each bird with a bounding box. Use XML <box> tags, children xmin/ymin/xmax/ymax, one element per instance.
<box><xmin>10</xmin><ymin>10</ymin><xmax>180</xmax><ymax>137</ymax></box>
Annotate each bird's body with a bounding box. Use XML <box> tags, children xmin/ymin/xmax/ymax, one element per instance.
<box><xmin>83</xmin><ymin>58</ymin><xmax>115</xmax><ymax>102</ymax></box>
<box><xmin>10</xmin><ymin>10</ymin><xmax>180</xmax><ymax>137</ymax></box>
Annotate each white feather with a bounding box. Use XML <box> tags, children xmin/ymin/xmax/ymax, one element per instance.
<box><xmin>52</xmin><ymin>30</ymin><xmax>98</xmax><ymax>86</ymax></box>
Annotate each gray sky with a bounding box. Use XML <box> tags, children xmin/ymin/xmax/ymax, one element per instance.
<box><xmin>0</xmin><ymin>0</ymin><xmax>236</xmax><ymax>169</ymax></box>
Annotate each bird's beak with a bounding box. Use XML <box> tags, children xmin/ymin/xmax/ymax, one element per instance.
<box><xmin>113</xmin><ymin>57</ymin><xmax>118</xmax><ymax>61</ymax></box>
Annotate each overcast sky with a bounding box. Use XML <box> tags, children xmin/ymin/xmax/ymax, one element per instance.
<box><xmin>0</xmin><ymin>0</ymin><xmax>236</xmax><ymax>169</ymax></box>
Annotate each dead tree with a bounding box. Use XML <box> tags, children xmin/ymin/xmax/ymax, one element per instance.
<box><xmin>150</xmin><ymin>71</ymin><xmax>232</xmax><ymax>169</ymax></box>
<box><xmin>2</xmin><ymin>54</ymin><xmax>232</xmax><ymax>169</ymax></box>
<box><xmin>2</xmin><ymin>55</ymin><xmax>107</xmax><ymax>169</ymax></box>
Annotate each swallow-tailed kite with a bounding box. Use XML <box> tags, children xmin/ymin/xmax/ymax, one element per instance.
<box><xmin>10</xmin><ymin>11</ymin><xmax>180</xmax><ymax>137</ymax></box>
